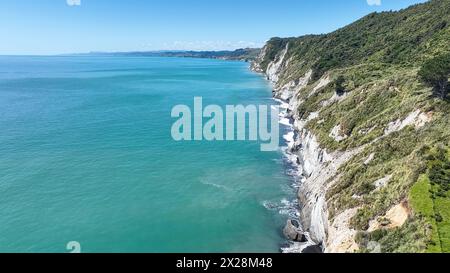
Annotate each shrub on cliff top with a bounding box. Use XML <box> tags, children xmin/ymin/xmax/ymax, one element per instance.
<box><xmin>335</xmin><ymin>75</ymin><xmax>346</xmax><ymax>96</ymax></box>
<box><xmin>419</xmin><ymin>53</ymin><xmax>450</xmax><ymax>100</ymax></box>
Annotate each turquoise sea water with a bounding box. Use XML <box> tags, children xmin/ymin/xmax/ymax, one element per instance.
<box><xmin>0</xmin><ymin>56</ymin><xmax>294</xmax><ymax>253</ymax></box>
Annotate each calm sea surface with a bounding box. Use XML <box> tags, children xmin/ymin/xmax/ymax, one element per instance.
<box><xmin>0</xmin><ymin>56</ymin><xmax>294</xmax><ymax>253</ymax></box>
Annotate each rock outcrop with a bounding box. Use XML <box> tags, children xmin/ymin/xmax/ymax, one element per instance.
<box><xmin>283</xmin><ymin>219</ymin><xmax>307</xmax><ymax>242</ymax></box>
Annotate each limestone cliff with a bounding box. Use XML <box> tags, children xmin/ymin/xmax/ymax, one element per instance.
<box><xmin>253</xmin><ymin>0</ymin><xmax>450</xmax><ymax>253</ymax></box>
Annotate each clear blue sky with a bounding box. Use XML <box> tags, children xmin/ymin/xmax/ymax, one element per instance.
<box><xmin>0</xmin><ymin>0</ymin><xmax>427</xmax><ymax>55</ymax></box>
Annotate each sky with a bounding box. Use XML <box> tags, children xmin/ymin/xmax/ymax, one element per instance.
<box><xmin>0</xmin><ymin>0</ymin><xmax>428</xmax><ymax>55</ymax></box>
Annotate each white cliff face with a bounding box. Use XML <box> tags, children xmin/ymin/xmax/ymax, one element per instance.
<box><xmin>308</xmin><ymin>75</ymin><xmax>331</xmax><ymax>98</ymax></box>
<box><xmin>288</xmin><ymin>95</ymin><xmax>363</xmax><ymax>251</ymax></box>
<box><xmin>329</xmin><ymin>124</ymin><xmax>348</xmax><ymax>142</ymax></box>
<box><xmin>282</xmin><ymin>89</ymin><xmax>361</xmax><ymax>248</ymax></box>
<box><xmin>326</xmin><ymin>208</ymin><xmax>360</xmax><ymax>253</ymax></box>
<box><xmin>384</xmin><ymin>110</ymin><xmax>433</xmax><ymax>135</ymax></box>
<box><xmin>257</xmin><ymin>42</ymin><xmax>312</xmax><ymax>103</ymax></box>
<box><xmin>281</xmin><ymin>70</ymin><xmax>312</xmax><ymax>102</ymax></box>
<box><xmin>252</xmin><ymin>49</ymin><xmax>365</xmax><ymax>252</ymax></box>
<box><xmin>309</xmin><ymin>196</ymin><xmax>328</xmax><ymax>244</ymax></box>
<box><xmin>266</xmin><ymin>44</ymin><xmax>289</xmax><ymax>84</ymax></box>
<box><xmin>259</xmin><ymin>53</ymin><xmax>335</xmax><ymax>248</ymax></box>
<box><xmin>252</xmin><ymin>39</ymin><xmax>436</xmax><ymax>253</ymax></box>
<box><xmin>297</xmin><ymin>130</ymin><xmax>332</xmax><ymax>178</ymax></box>
<box><xmin>295</xmin><ymin>131</ymin><xmax>365</xmax><ymax>245</ymax></box>
<box><xmin>277</xmin><ymin>80</ymin><xmax>299</xmax><ymax>101</ymax></box>
<box><xmin>250</xmin><ymin>45</ymin><xmax>269</xmax><ymax>73</ymax></box>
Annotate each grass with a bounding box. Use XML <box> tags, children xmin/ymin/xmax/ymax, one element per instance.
<box><xmin>323</xmin><ymin>93</ymin><xmax>449</xmax><ymax>252</ymax></box>
<box><xmin>356</xmin><ymin>217</ymin><xmax>431</xmax><ymax>253</ymax></box>
<box><xmin>306</xmin><ymin>66</ymin><xmax>429</xmax><ymax>152</ymax></box>
<box><xmin>408</xmin><ymin>145</ymin><xmax>450</xmax><ymax>253</ymax></box>
<box><xmin>409</xmin><ymin>174</ymin><xmax>442</xmax><ymax>252</ymax></box>
<box><xmin>435</xmin><ymin>194</ymin><xmax>450</xmax><ymax>252</ymax></box>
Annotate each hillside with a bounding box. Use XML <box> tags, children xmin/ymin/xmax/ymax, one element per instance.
<box><xmin>155</xmin><ymin>48</ymin><xmax>261</xmax><ymax>61</ymax></box>
<box><xmin>252</xmin><ymin>0</ymin><xmax>450</xmax><ymax>253</ymax></box>
<box><xmin>84</xmin><ymin>48</ymin><xmax>260</xmax><ymax>62</ymax></box>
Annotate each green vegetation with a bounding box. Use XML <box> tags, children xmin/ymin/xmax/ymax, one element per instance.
<box><xmin>419</xmin><ymin>53</ymin><xmax>450</xmax><ymax>99</ymax></box>
<box><xmin>435</xmin><ymin>194</ymin><xmax>450</xmax><ymax>252</ymax></box>
<box><xmin>255</xmin><ymin>0</ymin><xmax>450</xmax><ymax>253</ymax></box>
<box><xmin>356</xmin><ymin>218</ymin><xmax>431</xmax><ymax>253</ymax></box>
<box><xmin>334</xmin><ymin>75</ymin><xmax>346</xmax><ymax>96</ymax></box>
<box><xmin>260</xmin><ymin>0</ymin><xmax>450</xmax><ymax>86</ymax></box>
<box><xmin>258</xmin><ymin>37</ymin><xmax>291</xmax><ymax>72</ymax></box>
<box><xmin>409</xmin><ymin>175</ymin><xmax>442</xmax><ymax>252</ymax></box>
<box><xmin>410</xmin><ymin>146</ymin><xmax>450</xmax><ymax>252</ymax></box>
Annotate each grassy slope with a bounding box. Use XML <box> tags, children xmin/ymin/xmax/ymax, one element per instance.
<box><xmin>409</xmin><ymin>175</ymin><xmax>442</xmax><ymax>252</ymax></box>
<box><xmin>409</xmin><ymin>145</ymin><xmax>450</xmax><ymax>253</ymax></box>
<box><xmin>435</xmin><ymin>194</ymin><xmax>450</xmax><ymax>252</ymax></box>
<box><xmin>257</xmin><ymin>0</ymin><xmax>450</xmax><ymax>252</ymax></box>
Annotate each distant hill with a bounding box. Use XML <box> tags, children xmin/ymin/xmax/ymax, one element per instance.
<box><xmin>82</xmin><ymin>48</ymin><xmax>261</xmax><ymax>62</ymax></box>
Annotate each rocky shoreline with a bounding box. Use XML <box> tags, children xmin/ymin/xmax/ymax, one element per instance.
<box><xmin>250</xmin><ymin>55</ymin><xmax>327</xmax><ymax>253</ymax></box>
<box><xmin>250</xmin><ymin>45</ymin><xmax>355</xmax><ymax>253</ymax></box>
<box><xmin>276</xmin><ymin>97</ymin><xmax>324</xmax><ymax>253</ymax></box>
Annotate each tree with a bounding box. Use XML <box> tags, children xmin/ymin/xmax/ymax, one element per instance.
<box><xmin>419</xmin><ymin>53</ymin><xmax>450</xmax><ymax>100</ymax></box>
<box><xmin>335</xmin><ymin>75</ymin><xmax>346</xmax><ymax>96</ymax></box>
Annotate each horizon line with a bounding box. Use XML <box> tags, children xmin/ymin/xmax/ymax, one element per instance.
<box><xmin>0</xmin><ymin>47</ymin><xmax>262</xmax><ymax>57</ymax></box>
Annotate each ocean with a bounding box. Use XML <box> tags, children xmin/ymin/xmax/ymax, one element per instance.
<box><xmin>0</xmin><ymin>56</ymin><xmax>296</xmax><ymax>253</ymax></box>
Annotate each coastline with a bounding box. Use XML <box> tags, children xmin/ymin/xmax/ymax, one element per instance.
<box><xmin>276</xmin><ymin>96</ymin><xmax>322</xmax><ymax>253</ymax></box>
<box><xmin>250</xmin><ymin>63</ymin><xmax>324</xmax><ymax>253</ymax></box>
<box><xmin>248</xmin><ymin>42</ymin><xmax>343</xmax><ymax>252</ymax></box>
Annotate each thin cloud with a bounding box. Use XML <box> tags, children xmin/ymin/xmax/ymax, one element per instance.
<box><xmin>367</xmin><ymin>0</ymin><xmax>382</xmax><ymax>6</ymax></box>
<box><xmin>150</xmin><ymin>41</ymin><xmax>264</xmax><ymax>51</ymax></box>
<box><xmin>67</xmin><ymin>0</ymin><xmax>81</xmax><ymax>6</ymax></box>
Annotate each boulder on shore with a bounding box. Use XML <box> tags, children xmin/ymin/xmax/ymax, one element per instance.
<box><xmin>283</xmin><ymin>219</ymin><xmax>307</xmax><ymax>242</ymax></box>
<box><xmin>302</xmin><ymin>245</ymin><xmax>323</xmax><ymax>253</ymax></box>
